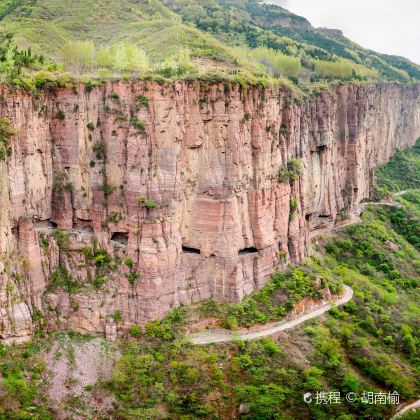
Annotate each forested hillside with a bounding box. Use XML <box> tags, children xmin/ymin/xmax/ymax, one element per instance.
<box><xmin>0</xmin><ymin>0</ymin><xmax>419</xmax><ymax>93</ymax></box>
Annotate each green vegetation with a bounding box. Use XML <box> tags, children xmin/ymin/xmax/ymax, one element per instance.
<box><xmin>136</xmin><ymin>95</ymin><xmax>149</xmax><ymax>108</ymax></box>
<box><xmin>199</xmin><ymin>257</ymin><xmax>342</xmax><ymax>330</ymax></box>
<box><xmin>101</xmin><ymin>183</ymin><xmax>115</xmax><ymax>198</ymax></box>
<box><xmin>277</xmin><ymin>166</ymin><xmax>289</xmax><ymax>183</ymax></box>
<box><xmin>0</xmin><ymin>342</ymin><xmax>53</xmax><ymax>419</ymax></box>
<box><xmin>52</xmin><ymin>228</ymin><xmax>70</xmax><ymax>249</ymax></box>
<box><xmin>60</xmin><ymin>41</ymin><xmax>149</xmax><ymax>74</ymax></box>
<box><xmin>138</xmin><ymin>197</ymin><xmax>158</xmax><ymax>209</ymax></box>
<box><xmin>92</xmin><ymin>141</ymin><xmax>106</xmax><ymax>160</ymax></box>
<box><xmin>248</xmin><ymin>46</ymin><xmax>301</xmax><ymax>77</ymax></box>
<box><xmin>374</xmin><ymin>138</ymin><xmax>420</xmax><ymax>197</ymax></box>
<box><xmin>0</xmin><ymin>117</ymin><xmax>15</xmax><ymax>160</ymax></box>
<box><xmin>0</xmin><ymin>0</ymin><xmax>418</xmax><ymax>92</ymax></box>
<box><xmin>128</xmin><ymin>325</ymin><xmax>142</xmax><ymax>338</ymax></box>
<box><xmin>49</xmin><ymin>265</ymin><xmax>80</xmax><ymax>294</ymax></box>
<box><xmin>287</xmin><ymin>157</ymin><xmax>302</xmax><ymax>181</ymax></box>
<box><xmin>130</xmin><ymin>118</ymin><xmax>146</xmax><ymax>134</ymax></box>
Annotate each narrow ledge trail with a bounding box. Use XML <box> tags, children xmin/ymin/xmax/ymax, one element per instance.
<box><xmin>187</xmin><ymin>285</ymin><xmax>353</xmax><ymax>345</ymax></box>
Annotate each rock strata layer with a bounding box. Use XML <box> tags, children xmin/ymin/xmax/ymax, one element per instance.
<box><xmin>0</xmin><ymin>81</ymin><xmax>418</xmax><ymax>341</ymax></box>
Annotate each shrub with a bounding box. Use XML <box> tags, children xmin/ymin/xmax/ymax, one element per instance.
<box><xmin>0</xmin><ymin>118</ymin><xmax>15</xmax><ymax>160</ymax></box>
<box><xmin>113</xmin><ymin>310</ymin><xmax>122</xmax><ymax>322</ymax></box>
<box><xmin>260</xmin><ymin>338</ymin><xmax>280</xmax><ymax>355</ymax></box>
<box><xmin>222</xmin><ymin>315</ymin><xmax>238</xmax><ymax>330</ymax></box>
<box><xmin>126</xmin><ymin>271</ymin><xmax>139</xmax><ymax>285</ymax></box>
<box><xmin>129</xmin><ymin>325</ymin><xmax>142</xmax><ymax>337</ymax></box>
<box><xmin>145</xmin><ymin>320</ymin><xmax>173</xmax><ymax>341</ymax></box>
<box><xmin>94</xmin><ymin>250</ymin><xmax>111</xmax><ymax>267</ymax></box>
<box><xmin>233</xmin><ymin>384</ymin><xmax>287</xmax><ymax>419</ymax></box>
<box><xmin>138</xmin><ymin>197</ymin><xmax>157</xmax><ymax>209</ymax></box>
<box><xmin>287</xmin><ymin>158</ymin><xmax>302</xmax><ymax>181</ymax></box>
<box><xmin>50</xmin><ymin>266</ymin><xmax>79</xmax><ymax>294</ymax></box>
<box><xmin>278</xmin><ymin>167</ymin><xmax>289</xmax><ymax>183</ymax></box>
<box><xmin>92</xmin><ymin>275</ymin><xmax>107</xmax><ymax>289</ymax></box>
<box><xmin>130</xmin><ymin>118</ymin><xmax>146</xmax><ymax>134</ymax></box>
<box><xmin>101</xmin><ymin>183</ymin><xmax>115</xmax><ymax>197</ymax></box>
<box><xmin>92</xmin><ymin>142</ymin><xmax>106</xmax><ymax>159</ymax></box>
<box><xmin>124</xmin><ymin>258</ymin><xmax>134</xmax><ymax>268</ymax></box>
<box><xmin>52</xmin><ymin>229</ymin><xmax>70</xmax><ymax>249</ymax></box>
<box><xmin>87</xmin><ymin>122</ymin><xmax>95</xmax><ymax>131</ymax></box>
<box><xmin>137</xmin><ymin>95</ymin><xmax>149</xmax><ymax>108</ymax></box>
<box><xmin>289</xmin><ymin>198</ymin><xmax>298</xmax><ymax>219</ymax></box>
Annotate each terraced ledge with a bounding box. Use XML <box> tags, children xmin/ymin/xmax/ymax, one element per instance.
<box><xmin>187</xmin><ymin>285</ymin><xmax>353</xmax><ymax>345</ymax></box>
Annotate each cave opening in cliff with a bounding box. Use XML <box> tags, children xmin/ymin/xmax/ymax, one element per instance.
<box><xmin>111</xmin><ymin>232</ymin><xmax>128</xmax><ymax>245</ymax></box>
<box><xmin>34</xmin><ymin>220</ymin><xmax>58</xmax><ymax>229</ymax></box>
<box><xmin>239</xmin><ymin>247</ymin><xmax>258</xmax><ymax>255</ymax></box>
<box><xmin>316</xmin><ymin>144</ymin><xmax>327</xmax><ymax>152</ymax></box>
<box><xmin>182</xmin><ymin>246</ymin><xmax>201</xmax><ymax>254</ymax></box>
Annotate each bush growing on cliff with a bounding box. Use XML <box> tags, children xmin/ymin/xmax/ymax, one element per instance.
<box><xmin>101</xmin><ymin>183</ymin><xmax>115</xmax><ymax>198</ymax></box>
<box><xmin>287</xmin><ymin>158</ymin><xmax>302</xmax><ymax>181</ymax></box>
<box><xmin>49</xmin><ymin>266</ymin><xmax>80</xmax><ymax>294</ymax></box>
<box><xmin>126</xmin><ymin>271</ymin><xmax>139</xmax><ymax>285</ymax></box>
<box><xmin>289</xmin><ymin>198</ymin><xmax>298</xmax><ymax>219</ymax></box>
<box><xmin>130</xmin><ymin>118</ymin><xmax>146</xmax><ymax>134</ymax></box>
<box><xmin>138</xmin><ymin>197</ymin><xmax>158</xmax><ymax>209</ymax></box>
<box><xmin>0</xmin><ymin>118</ymin><xmax>15</xmax><ymax>160</ymax></box>
<box><xmin>278</xmin><ymin>167</ymin><xmax>289</xmax><ymax>183</ymax></box>
<box><xmin>136</xmin><ymin>95</ymin><xmax>149</xmax><ymax>108</ymax></box>
<box><xmin>128</xmin><ymin>325</ymin><xmax>142</xmax><ymax>337</ymax></box>
<box><xmin>92</xmin><ymin>141</ymin><xmax>106</xmax><ymax>160</ymax></box>
<box><xmin>52</xmin><ymin>229</ymin><xmax>70</xmax><ymax>249</ymax></box>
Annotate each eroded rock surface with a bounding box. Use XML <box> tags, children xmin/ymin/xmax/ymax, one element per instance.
<box><xmin>0</xmin><ymin>81</ymin><xmax>418</xmax><ymax>340</ymax></box>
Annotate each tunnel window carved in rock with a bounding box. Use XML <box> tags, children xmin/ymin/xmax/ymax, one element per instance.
<box><xmin>74</xmin><ymin>220</ymin><xmax>93</xmax><ymax>234</ymax></box>
<box><xmin>34</xmin><ymin>220</ymin><xmax>58</xmax><ymax>229</ymax></box>
<box><xmin>111</xmin><ymin>232</ymin><xmax>128</xmax><ymax>245</ymax></box>
<box><xmin>182</xmin><ymin>246</ymin><xmax>201</xmax><ymax>255</ymax></box>
<box><xmin>239</xmin><ymin>247</ymin><xmax>258</xmax><ymax>256</ymax></box>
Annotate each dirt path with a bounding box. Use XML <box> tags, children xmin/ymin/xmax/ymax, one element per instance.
<box><xmin>390</xmin><ymin>399</ymin><xmax>420</xmax><ymax>419</ymax></box>
<box><xmin>187</xmin><ymin>285</ymin><xmax>353</xmax><ymax>345</ymax></box>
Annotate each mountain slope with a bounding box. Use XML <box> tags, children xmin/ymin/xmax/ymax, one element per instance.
<box><xmin>0</xmin><ymin>0</ymin><xmax>419</xmax><ymax>84</ymax></box>
<box><xmin>0</xmin><ymin>0</ymin><xmax>238</xmax><ymax>63</ymax></box>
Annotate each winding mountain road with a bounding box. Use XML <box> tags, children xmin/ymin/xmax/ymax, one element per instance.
<box><xmin>187</xmin><ymin>285</ymin><xmax>353</xmax><ymax>345</ymax></box>
<box><xmin>390</xmin><ymin>399</ymin><xmax>420</xmax><ymax>419</ymax></box>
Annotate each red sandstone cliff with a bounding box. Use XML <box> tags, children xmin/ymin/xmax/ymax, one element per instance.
<box><xmin>0</xmin><ymin>81</ymin><xmax>419</xmax><ymax>341</ymax></box>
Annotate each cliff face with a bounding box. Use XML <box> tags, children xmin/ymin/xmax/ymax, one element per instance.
<box><xmin>0</xmin><ymin>81</ymin><xmax>419</xmax><ymax>341</ymax></box>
